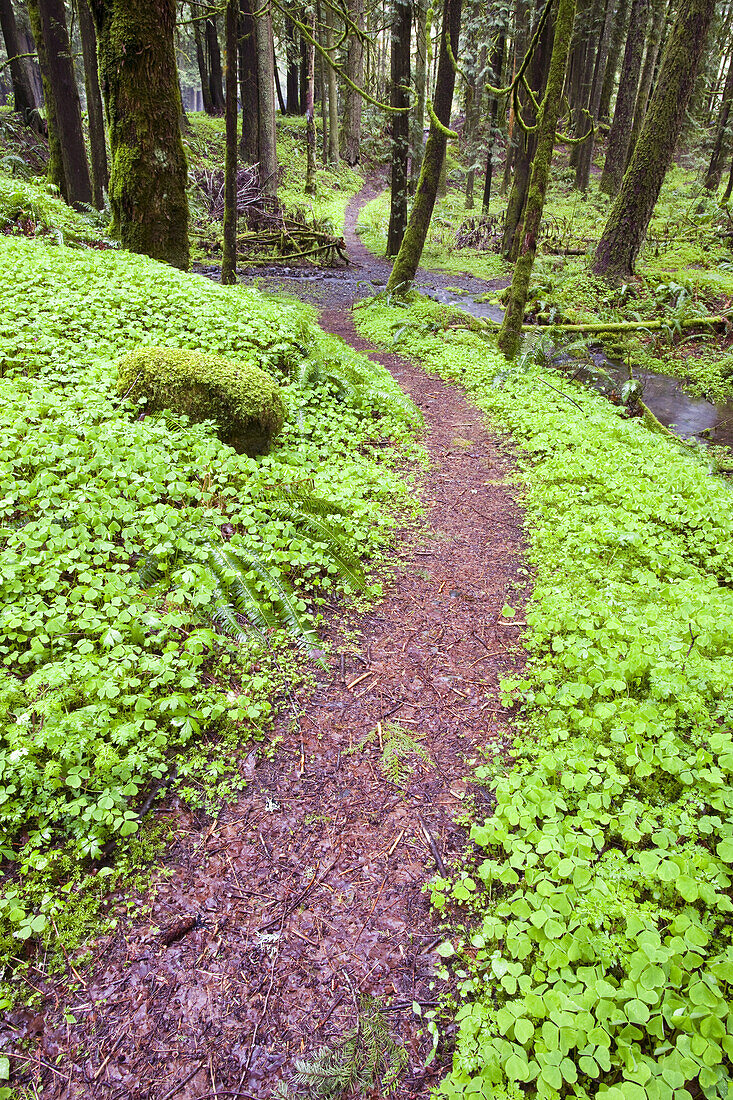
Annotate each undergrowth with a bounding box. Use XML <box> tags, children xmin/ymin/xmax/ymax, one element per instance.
<box><xmin>0</xmin><ymin>238</ymin><xmax>421</xmax><ymax>1003</ymax></box>
<box><xmin>356</xmin><ymin>293</ymin><xmax>733</xmax><ymax>1100</ymax></box>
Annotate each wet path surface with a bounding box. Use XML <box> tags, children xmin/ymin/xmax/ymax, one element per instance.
<box><xmin>10</xmin><ymin>186</ymin><xmax>528</xmax><ymax>1100</ymax></box>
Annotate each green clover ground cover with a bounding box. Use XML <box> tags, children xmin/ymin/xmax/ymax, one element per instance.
<box><xmin>356</xmin><ymin>294</ymin><xmax>733</xmax><ymax>1100</ymax></box>
<box><xmin>0</xmin><ymin>238</ymin><xmax>420</xmax><ymax>998</ymax></box>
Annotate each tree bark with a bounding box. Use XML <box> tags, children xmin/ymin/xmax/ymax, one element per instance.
<box><xmin>703</xmin><ymin>53</ymin><xmax>733</xmax><ymax>191</ymax></box>
<box><xmin>497</xmin><ymin>0</ymin><xmax>577</xmax><ymax>359</ymax></box>
<box><xmin>239</xmin><ymin>0</ymin><xmax>259</xmax><ymax>163</ymax></box>
<box><xmin>256</xmin><ymin>0</ymin><xmax>277</xmax><ymax>195</ymax></box>
<box><xmin>305</xmin><ymin>10</ymin><xmax>316</xmax><ymax>193</ymax></box>
<box><xmin>592</xmin><ymin>0</ymin><xmax>716</xmax><ymax>281</ymax></box>
<box><xmin>221</xmin><ymin>0</ymin><xmax>238</xmax><ymax>284</ymax></box>
<box><xmin>193</xmin><ymin>11</ymin><xmax>215</xmax><ymax>114</ymax></box>
<box><xmin>285</xmin><ymin>15</ymin><xmax>299</xmax><ymax>112</ymax></box>
<box><xmin>574</xmin><ymin>0</ymin><xmax>616</xmax><ymax>190</ymax></box>
<box><xmin>76</xmin><ymin>0</ymin><xmax>109</xmax><ymax>206</ymax></box>
<box><xmin>598</xmin><ymin>0</ymin><xmax>630</xmax><ymax>120</ymax></box>
<box><xmin>599</xmin><ymin>0</ymin><xmax>650</xmax><ymax>195</ymax></box>
<box><xmin>386</xmin><ymin>0</ymin><xmax>461</xmax><ymax>293</ymax></box>
<box><xmin>387</xmin><ymin>0</ymin><xmax>410</xmax><ymax>253</ymax></box>
<box><xmin>26</xmin><ymin>0</ymin><xmax>66</xmax><ymax>193</ymax></box>
<box><xmin>343</xmin><ymin>0</ymin><xmax>364</xmax><ymax>163</ymax></box>
<box><xmin>626</xmin><ymin>0</ymin><xmax>666</xmax><ymax>161</ymax></box>
<box><xmin>325</xmin><ymin>2</ymin><xmax>339</xmax><ymax>164</ymax></box>
<box><xmin>464</xmin><ymin>34</ymin><xmax>483</xmax><ymax>209</ymax></box>
<box><xmin>206</xmin><ymin>17</ymin><xmax>226</xmax><ymax>114</ymax></box>
<box><xmin>408</xmin><ymin>0</ymin><xmax>426</xmax><ymax>187</ymax></box>
<box><xmin>0</xmin><ymin>0</ymin><xmax>40</xmax><ymax>127</ymax></box>
<box><xmin>91</xmin><ymin>0</ymin><xmax>189</xmax><ymax>268</ymax></box>
<box><xmin>482</xmin><ymin>30</ymin><xmax>505</xmax><ymax>211</ymax></box>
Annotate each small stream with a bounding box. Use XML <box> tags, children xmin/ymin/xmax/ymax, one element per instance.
<box><xmin>427</xmin><ymin>287</ymin><xmax>733</xmax><ymax>450</ymax></box>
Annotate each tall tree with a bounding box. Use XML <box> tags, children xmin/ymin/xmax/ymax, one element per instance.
<box><xmin>36</xmin><ymin>0</ymin><xmax>92</xmax><ymax>207</ymax></box>
<box><xmin>221</xmin><ymin>0</ymin><xmax>238</xmax><ymax>284</ymax></box>
<box><xmin>26</xmin><ymin>0</ymin><xmax>65</xmax><ymax>193</ymax></box>
<box><xmin>206</xmin><ymin>16</ymin><xmax>226</xmax><ymax>113</ymax></box>
<box><xmin>598</xmin><ymin>0</ymin><xmax>630</xmax><ymax>120</ymax></box>
<box><xmin>482</xmin><ymin>27</ymin><xmax>505</xmax><ymax>212</ymax></box>
<box><xmin>91</xmin><ymin>0</ymin><xmax>190</xmax><ymax>268</ymax></box>
<box><xmin>574</xmin><ymin>0</ymin><xmax>616</xmax><ymax>190</ymax></box>
<box><xmin>343</xmin><ymin>0</ymin><xmax>364</xmax><ymax>162</ymax></box>
<box><xmin>386</xmin><ymin>0</ymin><xmax>411</xmax><ymax>254</ymax></box>
<box><xmin>193</xmin><ymin>11</ymin><xmax>215</xmax><ymax>114</ymax></box>
<box><xmin>625</xmin><ymin>0</ymin><xmax>667</xmax><ymax>161</ymax></box>
<box><xmin>0</xmin><ymin>0</ymin><xmax>41</xmax><ymax>128</ymax></box>
<box><xmin>304</xmin><ymin>7</ymin><xmax>317</xmax><ymax>192</ymax></box>
<box><xmin>497</xmin><ymin>0</ymin><xmax>577</xmax><ymax>358</ymax></box>
<box><xmin>76</xmin><ymin>0</ymin><xmax>109</xmax><ymax>207</ymax></box>
<box><xmin>408</xmin><ymin>0</ymin><xmax>426</xmax><ymax>186</ymax></box>
<box><xmin>285</xmin><ymin>14</ymin><xmax>300</xmax><ymax>112</ymax></box>
<box><xmin>386</xmin><ymin>0</ymin><xmax>461</xmax><ymax>293</ymax></box>
<box><xmin>324</xmin><ymin>2</ymin><xmax>339</xmax><ymax>163</ymax></box>
<box><xmin>703</xmin><ymin>53</ymin><xmax>733</xmax><ymax>191</ymax></box>
<box><xmin>256</xmin><ymin>0</ymin><xmax>278</xmax><ymax>194</ymax></box>
<box><xmin>592</xmin><ymin>0</ymin><xmax>716</xmax><ymax>281</ymax></box>
<box><xmin>599</xmin><ymin>0</ymin><xmax>650</xmax><ymax>195</ymax></box>
<box><xmin>239</xmin><ymin>0</ymin><xmax>259</xmax><ymax>162</ymax></box>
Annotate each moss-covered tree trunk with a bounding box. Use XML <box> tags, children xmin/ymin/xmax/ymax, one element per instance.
<box><xmin>386</xmin><ymin>0</ymin><xmax>461</xmax><ymax>293</ymax></box>
<box><xmin>324</xmin><ymin>3</ymin><xmax>340</xmax><ymax>164</ymax></box>
<box><xmin>598</xmin><ymin>0</ymin><xmax>630</xmax><ymax>120</ymax></box>
<box><xmin>408</xmin><ymin>0</ymin><xmax>427</xmax><ymax>188</ymax></box>
<box><xmin>703</xmin><ymin>51</ymin><xmax>733</xmax><ymax>191</ymax></box>
<box><xmin>625</xmin><ymin>0</ymin><xmax>667</xmax><ymax>162</ymax></box>
<box><xmin>598</xmin><ymin>0</ymin><xmax>650</xmax><ymax>195</ymax></box>
<box><xmin>574</xmin><ymin>0</ymin><xmax>615</xmax><ymax>191</ymax></box>
<box><xmin>91</xmin><ymin>0</ymin><xmax>190</xmax><ymax>269</ymax></box>
<box><xmin>497</xmin><ymin>0</ymin><xmax>577</xmax><ymax>359</ymax></box>
<box><xmin>238</xmin><ymin>0</ymin><xmax>259</xmax><ymax>163</ymax></box>
<box><xmin>26</xmin><ymin>0</ymin><xmax>66</xmax><ymax>195</ymax></box>
<box><xmin>193</xmin><ymin>11</ymin><xmax>215</xmax><ymax>115</ymax></box>
<box><xmin>482</xmin><ymin>31</ymin><xmax>505</xmax><ymax>212</ymax></box>
<box><xmin>76</xmin><ymin>0</ymin><xmax>109</xmax><ymax>207</ymax></box>
<box><xmin>592</xmin><ymin>0</ymin><xmax>716</xmax><ymax>281</ymax></box>
<box><xmin>221</xmin><ymin>0</ymin><xmax>238</xmax><ymax>284</ymax></box>
<box><xmin>0</xmin><ymin>0</ymin><xmax>41</xmax><ymax>128</ymax></box>
<box><xmin>342</xmin><ymin>0</ymin><xmax>364</xmax><ymax>163</ymax></box>
<box><xmin>37</xmin><ymin>0</ymin><xmax>93</xmax><ymax>207</ymax></box>
<box><xmin>305</xmin><ymin>12</ymin><xmax>317</xmax><ymax>194</ymax></box>
<box><xmin>256</xmin><ymin>0</ymin><xmax>278</xmax><ymax>196</ymax></box>
<box><xmin>206</xmin><ymin>17</ymin><xmax>226</xmax><ymax>114</ymax></box>
<box><xmin>386</xmin><ymin>0</ymin><xmax>411</xmax><ymax>255</ymax></box>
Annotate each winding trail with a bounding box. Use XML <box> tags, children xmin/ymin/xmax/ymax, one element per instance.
<box><xmin>16</xmin><ymin>185</ymin><xmax>527</xmax><ymax>1100</ymax></box>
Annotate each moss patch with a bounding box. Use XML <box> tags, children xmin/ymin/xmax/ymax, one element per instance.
<box><xmin>116</xmin><ymin>346</ymin><xmax>285</xmax><ymax>455</ymax></box>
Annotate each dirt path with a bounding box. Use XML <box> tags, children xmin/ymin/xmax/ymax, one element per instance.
<box><xmin>8</xmin><ymin>187</ymin><xmax>527</xmax><ymax>1100</ymax></box>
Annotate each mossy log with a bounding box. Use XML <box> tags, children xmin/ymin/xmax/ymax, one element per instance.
<box><xmin>116</xmin><ymin>347</ymin><xmax>285</xmax><ymax>455</ymax></box>
<box><xmin>479</xmin><ymin>315</ymin><xmax>730</xmax><ymax>334</ymax></box>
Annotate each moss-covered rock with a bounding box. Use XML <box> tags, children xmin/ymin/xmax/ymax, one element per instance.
<box><xmin>116</xmin><ymin>346</ymin><xmax>286</xmax><ymax>455</ymax></box>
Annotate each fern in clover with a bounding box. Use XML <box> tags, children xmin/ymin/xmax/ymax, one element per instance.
<box><xmin>136</xmin><ymin>484</ymin><xmax>366</xmax><ymax>664</ymax></box>
<box><xmin>275</xmin><ymin>996</ymin><xmax>408</xmax><ymax>1098</ymax></box>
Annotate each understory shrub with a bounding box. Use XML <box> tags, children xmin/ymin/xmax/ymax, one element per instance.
<box><xmin>116</xmin><ymin>346</ymin><xmax>286</xmax><ymax>455</ymax></box>
<box><xmin>356</xmin><ymin>294</ymin><xmax>733</xmax><ymax>1100</ymax></box>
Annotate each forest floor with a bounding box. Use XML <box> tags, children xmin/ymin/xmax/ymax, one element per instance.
<box><xmin>7</xmin><ymin>184</ymin><xmax>528</xmax><ymax>1099</ymax></box>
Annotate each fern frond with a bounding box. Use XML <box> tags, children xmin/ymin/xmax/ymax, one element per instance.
<box><xmin>136</xmin><ymin>552</ymin><xmax>168</xmax><ymax>587</ymax></box>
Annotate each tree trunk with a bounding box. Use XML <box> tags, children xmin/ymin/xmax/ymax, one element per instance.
<box><xmin>285</xmin><ymin>15</ymin><xmax>299</xmax><ymax>112</ymax></box>
<box><xmin>464</xmin><ymin>35</ymin><xmax>483</xmax><ymax>208</ymax></box>
<box><xmin>723</xmin><ymin>141</ymin><xmax>733</xmax><ymax>201</ymax></box>
<box><xmin>26</xmin><ymin>0</ymin><xmax>66</xmax><ymax>194</ymax></box>
<box><xmin>256</xmin><ymin>0</ymin><xmax>277</xmax><ymax>195</ymax></box>
<box><xmin>0</xmin><ymin>0</ymin><xmax>40</xmax><ymax>127</ymax></box>
<box><xmin>37</xmin><ymin>0</ymin><xmax>93</xmax><ymax>207</ymax></box>
<box><xmin>482</xmin><ymin>30</ymin><xmax>505</xmax><ymax>211</ymax></box>
<box><xmin>239</xmin><ymin>0</ymin><xmax>259</xmax><ymax>163</ymax></box>
<box><xmin>91</xmin><ymin>0</ymin><xmax>189</xmax><ymax>268</ymax></box>
<box><xmin>299</xmin><ymin>17</ymin><xmax>308</xmax><ymax>114</ymax></box>
<box><xmin>592</xmin><ymin>0</ymin><xmax>716</xmax><ymax>281</ymax></box>
<box><xmin>305</xmin><ymin>11</ymin><xmax>316</xmax><ymax>193</ymax></box>
<box><xmin>325</xmin><ymin>2</ymin><xmax>339</xmax><ymax>164</ymax></box>
<box><xmin>222</xmin><ymin>0</ymin><xmax>238</xmax><ymax>284</ymax></box>
<box><xmin>343</xmin><ymin>0</ymin><xmax>364</xmax><ymax>163</ymax></box>
<box><xmin>598</xmin><ymin>0</ymin><xmax>630</xmax><ymax>120</ymax></box>
<box><xmin>408</xmin><ymin>0</ymin><xmax>427</xmax><ymax>187</ymax></box>
<box><xmin>193</xmin><ymin>12</ymin><xmax>214</xmax><ymax>114</ymax></box>
<box><xmin>76</xmin><ymin>0</ymin><xmax>109</xmax><ymax>206</ymax></box>
<box><xmin>574</xmin><ymin>0</ymin><xmax>616</xmax><ymax>190</ymax></box>
<box><xmin>274</xmin><ymin>44</ymin><xmax>286</xmax><ymax>113</ymax></box>
<box><xmin>703</xmin><ymin>52</ymin><xmax>733</xmax><ymax>191</ymax></box>
<box><xmin>500</xmin><ymin>0</ymin><xmax>528</xmax><ymax>198</ymax></box>
<box><xmin>599</xmin><ymin>0</ymin><xmax>650</xmax><ymax>195</ymax></box>
<box><xmin>626</xmin><ymin>0</ymin><xmax>666</xmax><ymax>161</ymax></box>
<box><xmin>206</xmin><ymin>17</ymin><xmax>226</xmax><ymax>114</ymax></box>
<box><xmin>387</xmin><ymin>0</ymin><xmax>411</xmax><ymax>254</ymax></box>
<box><xmin>497</xmin><ymin>0</ymin><xmax>577</xmax><ymax>359</ymax></box>
<box><xmin>386</xmin><ymin>0</ymin><xmax>461</xmax><ymax>293</ymax></box>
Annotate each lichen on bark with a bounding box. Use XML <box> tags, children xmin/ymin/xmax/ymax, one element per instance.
<box><xmin>90</xmin><ymin>0</ymin><xmax>190</xmax><ymax>269</ymax></box>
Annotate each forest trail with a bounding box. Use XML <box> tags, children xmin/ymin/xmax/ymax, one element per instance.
<box><xmin>16</xmin><ymin>187</ymin><xmax>527</xmax><ymax>1100</ymax></box>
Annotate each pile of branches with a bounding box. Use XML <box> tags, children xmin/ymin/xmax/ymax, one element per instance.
<box><xmin>190</xmin><ymin>166</ymin><xmax>347</xmax><ymax>266</ymax></box>
<box><xmin>455</xmin><ymin>214</ymin><xmax>503</xmax><ymax>250</ymax></box>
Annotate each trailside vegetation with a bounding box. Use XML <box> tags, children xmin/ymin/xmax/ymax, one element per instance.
<box><xmin>356</xmin><ymin>291</ymin><xmax>733</xmax><ymax>1100</ymax></box>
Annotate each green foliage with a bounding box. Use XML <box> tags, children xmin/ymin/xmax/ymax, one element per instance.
<box><xmin>0</xmin><ymin>237</ymin><xmax>420</xmax><ymax>993</ymax></box>
<box><xmin>116</xmin><ymin>345</ymin><xmax>286</xmax><ymax>455</ymax></box>
<box><xmin>277</xmin><ymin>996</ymin><xmax>408</xmax><ymax>1097</ymax></box>
<box><xmin>349</xmin><ymin>721</ymin><xmax>432</xmax><ymax>787</ymax></box>
<box><xmin>357</xmin><ymin>294</ymin><xmax>733</xmax><ymax>1100</ymax></box>
<box><xmin>0</xmin><ymin>171</ymin><xmax>112</xmax><ymax>245</ymax></box>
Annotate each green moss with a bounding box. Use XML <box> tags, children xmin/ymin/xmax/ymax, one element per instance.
<box><xmin>116</xmin><ymin>346</ymin><xmax>286</xmax><ymax>455</ymax></box>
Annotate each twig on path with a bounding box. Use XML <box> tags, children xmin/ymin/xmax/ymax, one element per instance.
<box><xmin>159</xmin><ymin>1061</ymin><xmax>206</xmax><ymax>1100</ymax></box>
<box><xmin>93</xmin><ymin>1032</ymin><xmax>126</xmax><ymax>1080</ymax></box>
<box><xmin>416</xmin><ymin>815</ymin><xmax>447</xmax><ymax>877</ymax></box>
